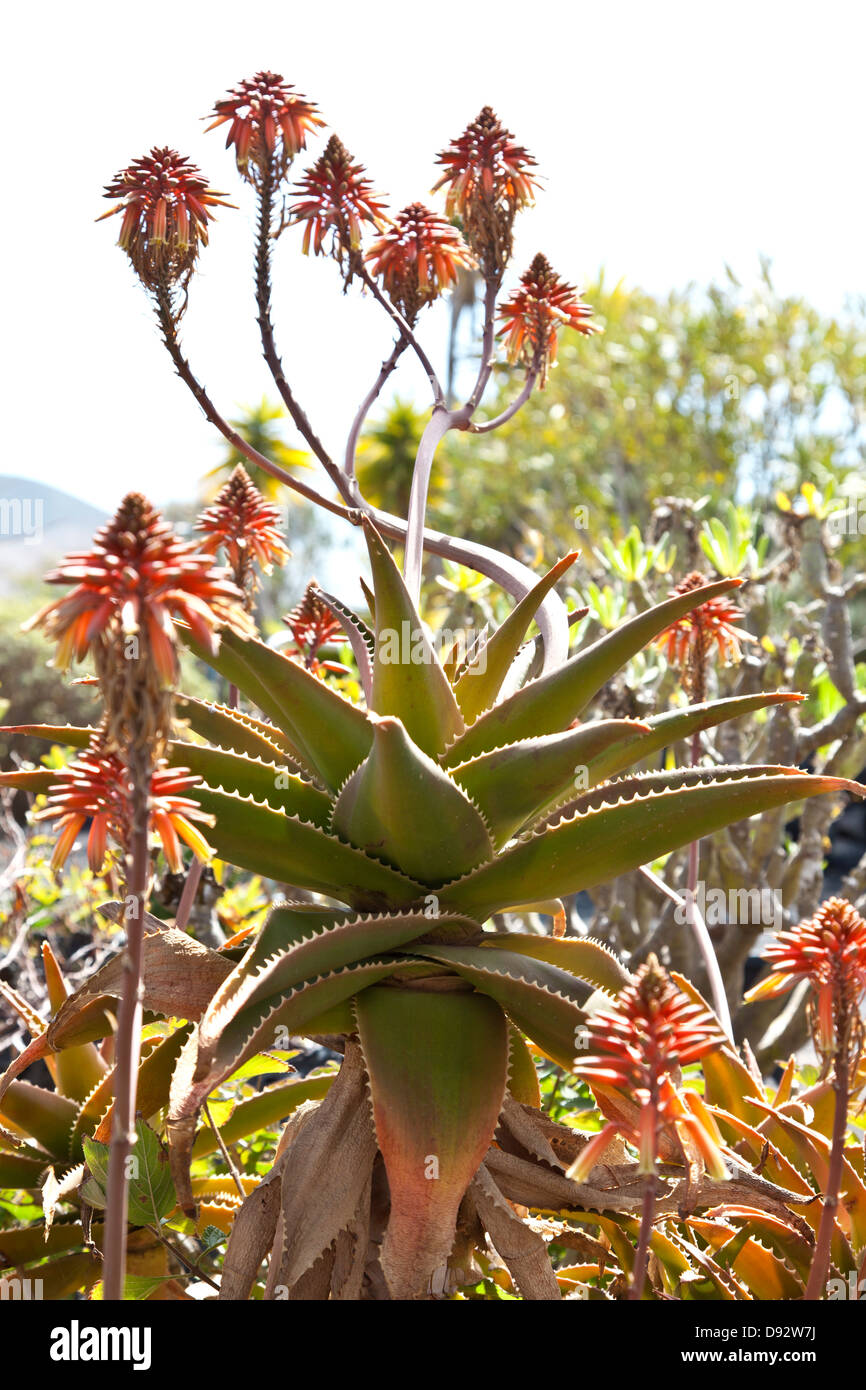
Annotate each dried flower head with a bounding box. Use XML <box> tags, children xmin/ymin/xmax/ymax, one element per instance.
<box><xmin>433</xmin><ymin>107</ymin><xmax>540</xmax><ymax>275</ymax></box>
<box><xmin>655</xmin><ymin>572</ymin><xmax>753</xmax><ymax>699</ymax></box>
<box><xmin>365</xmin><ymin>204</ymin><xmax>473</xmax><ymax>325</ymax></box>
<box><xmin>746</xmin><ymin>897</ymin><xmax>866</xmax><ymax>1061</ymax></box>
<box><xmin>283</xmin><ymin>581</ymin><xmax>346</xmax><ymax>677</ymax></box>
<box><xmin>290</xmin><ymin>136</ymin><xmax>388</xmax><ymax>280</ymax></box>
<box><xmin>498</xmin><ymin>253</ymin><xmax>596</xmax><ymax>385</ymax></box>
<box><xmin>195</xmin><ymin>465</ymin><xmax>291</xmax><ymax>605</ymax></box>
<box><xmin>36</xmin><ymin>744</ymin><xmax>214</xmax><ymax>874</ymax></box>
<box><xmin>26</xmin><ymin>494</ymin><xmax>252</xmax><ymax>753</ymax></box>
<box><xmin>206</xmin><ymin>71</ymin><xmax>324</xmax><ymax>184</ymax></box>
<box><xmin>99</xmin><ymin>148</ymin><xmax>232</xmax><ymax>292</ymax></box>
<box><xmin>568</xmin><ymin>956</ymin><xmax>727</xmax><ymax>1181</ymax></box>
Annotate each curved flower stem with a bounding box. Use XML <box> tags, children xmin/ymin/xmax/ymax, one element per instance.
<box><xmin>403</xmin><ymin>407</ymin><xmax>457</xmax><ymax>601</ymax></box>
<box><xmin>154</xmin><ymin>288</ymin><xmax>353</xmax><ymax>522</ymax></box>
<box><xmin>156</xmin><ymin>286</ymin><xmax>567</xmax><ymax>666</ymax></box>
<box><xmin>357</xmin><ymin>265</ymin><xmax>445</xmax><ymax>407</ymax></box>
<box><xmin>344</xmin><ymin>338</ymin><xmax>408</xmax><ymax>481</ymax></box>
<box><xmin>101</xmin><ymin>754</ymin><xmax>150</xmax><ymax>1301</ymax></box>
<box><xmin>254</xmin><ymin>165</ymin><xmax>353</xmax><ymax>500</ymax></box>
<box><xmin>471</xmin><ymin>372</ymin><xmax>536</xmax><ymax>433</ymax></box>
<box><xmin>804</xmin><ymin>1050</ymin><xmax>849</xmax><ymax>1300</ymax></box>
<box><xmin>465</xmin><ymin>277</ymin><xmax>501</xmax><ymax>412</ymax></box>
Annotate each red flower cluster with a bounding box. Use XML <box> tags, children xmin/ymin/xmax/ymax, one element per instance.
<box><xmin>569</xmin><ymin>956</ymin><xmax>727</xmax><ymax>1181</ymax></box>
<box><xmin>206</xmin><ymin>72</ymin><xmax>324</xmax><ymax>183</ymax></box>
<box><xmin>36</xmin><ymin>745</ymin><xmax>214</xmax><ymax>874</ymax></box>
<box><xmin>290</xmin><ymin>136</ymin><xmax>387</xmax><ymax>277</ymax></box>
<box><xmin>366</xmin><ymin>204</ymin><xmax>473</xmax><ymax>324</ymax></box>
<box><xmin>196</xmin><ymin>465</ymin><xmax>291</xmax><ymax>603</ymax></box>
<box><xmin>746</xmin><ymin>897</ymin><xmax>866</xmax><ymax>1058</ymax></box>
<box><xmin>433</xmin><ymin>107</ymin><xmax>540</xmax><ymax>274</ymax></box>
<box><xmin>99</xmin><ymin>148</ymin><xmax>232</xmax><ymax>291</ymax></box>
<box><xmin>27</xmin><ymin>493</ymin><xmax>251</xmax><ymax>684</ymax></box>
<box><xmin>655</xmin><ymin>572</ymin><xmax>753</xmax><ymax>697</ymax></box>
<box><xmin>498</xmin><ymin>253</ymin><xmax>596</xmax><ymax>384</ymax></box>
<box><xmin>283</xmin><ymin>582</ymin><xmax>346</xmax><ymax>677</ymax></box>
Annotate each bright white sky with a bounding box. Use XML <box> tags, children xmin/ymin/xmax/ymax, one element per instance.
<box><xmin>4</xmin><ymin>0</ymin><xmax>864</xmax><ymax>512</ymax></box>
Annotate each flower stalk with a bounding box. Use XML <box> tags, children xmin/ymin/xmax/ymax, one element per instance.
<box><xmin>746</xmin><ymin>897</ymin><xmax>866</xmax><ymax>1299</ymax></box>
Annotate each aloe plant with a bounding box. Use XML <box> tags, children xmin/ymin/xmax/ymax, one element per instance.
<box><xmin>10</xmin><ymin>505</ymin><xmax>858</xmax><ymax>1300</ymax></box>
<box><xmin>4</xmin><ymin>76</ymin><xmax>864</xmax><ymax>1302</ymax></box>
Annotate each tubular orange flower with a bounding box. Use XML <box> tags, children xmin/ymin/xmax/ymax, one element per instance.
<box><xmin>26</xmin><ymin>493</ymin><xmax>251</xmax><ymax>682</ymax></box>
<box><xmin>433</xmin><ymin>107</ymin><xmax>540</xmax><ymax>274</ymax></box>
<box><xmin>365</xmin><ymin>204</ymin><xmax>473</xmax><ymax>325</ymax></box>
<box><xmin>99</xmin><ymin>148</ymin><xmax>232</xmax><ymax>292</ymax></box>
<box><xmin>290</xmin><ymin>135</ymin><xmax>388</xmax><ymax>278</ymax></box>
<box><xmin>283</xmin><ymin>581</ymin><xmax>346</xmax><ymax>677</ymax></box>
<box><xmin>498</xmin><ymin>253</ymin><xmax>596</xmax><ymax>385</ymax></box>
<box><xmin>745</xmin><ymin>897</ymin><xmax>866</xmax><ymax>1059</ymax></box>
<box><xmin>568</xmin><ymin>955</ymin><xmax>726</xmax><ymax>1182</ymax></box>
<box><xmin>195</xmin><ymin>465</ymin><xmax>291</xmax><ymax>605</ymax></box>
<box><xmin>206</xmin><ymin>71</ymin><xmax>324</xmax><ymax>183</ymax></box>
<box><xmin>654</xmin><ymin>572</ymin><xmax>753</xmax><ymax>700</ymax></box>
<box><xmin>35</xmin><ymin>745</ymin><xmax>214</xmax><ymax>875</ymax></box>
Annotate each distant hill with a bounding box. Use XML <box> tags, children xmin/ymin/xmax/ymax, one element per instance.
<box><xmin>0</xmin><ymin>477</ymin><xmax>107</xmax><ymax>597</ymax></box>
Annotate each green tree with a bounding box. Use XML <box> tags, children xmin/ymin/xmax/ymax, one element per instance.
<box><xmin>436</xmin><ymin>265</ymin><xmax>866</xmax><ymax>564</ymax></box>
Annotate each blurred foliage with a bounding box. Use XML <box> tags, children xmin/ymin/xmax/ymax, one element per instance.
<box><xmin>0</xmin><ymin>602</ymin><xmax>99</xmax><ymax>769</ymax></box>
<box><xmin>434</xmin><ymin>264</ymin><xmax>866</xmax><ymax>564</ymax></box>
<box><xmin>202</xmin><ymin>397</ymin><xmax>311</xmax><ymax>500</ymax></box>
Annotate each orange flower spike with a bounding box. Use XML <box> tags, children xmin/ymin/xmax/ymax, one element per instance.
<box><xmin>99</xmin><ymin>148</ymin><xmax>233</xmax><ymax>292</ymax></box>
<box><xmin>290</xmin><ymin>135</ymin><xmax>387</xmax><ymax>279</ymax></box>
<box><xmin>366</xmin><ymin>204</ymin><xmax>473</xmax><ymax>325</ymax></box>
<box><xmin>746</xmin><ymin>897</ymin><xmax>866</xmax><ymax>1060</ymax></box>
<box><xmin>196</xmin><ymin>465</ymin><xmax>290</xmax><ymax>606</ymax></box>
<box><xmin>283</xmin><ymin>581</ymin><xmax>345</xmax><ymax>678</ymax></box>
<box><xmin>654</xmin><ymin>571</ymin><xmax>753</xmax><ymax>700</ymax></box>
<box><xmin>26</xmin><ymin>493</ymin><xmax>252</xmax><ymax>681</ymax></box>
<box><xmin>36</xmin><ymin>747</ymin><xmax>214</xmax><ymax>875</ymax></box>
<box><xmin>206</xmin><ymin>72</ymin><xmax>324</xmax><ymax>184</ymax></box>
<box><xmin>568</xmin><ymin>955</ymin><xmax>726</xmax><ymax>1181</ymax></box>
<box><xmin>498</xmin><ymin>253</ymin><xmax>596</xmax><ymax>385</ymax></box>
<box><xmin>433</xmin><ymin>106</ymin><xmax>541</xmax><ymax>273</ymax></box>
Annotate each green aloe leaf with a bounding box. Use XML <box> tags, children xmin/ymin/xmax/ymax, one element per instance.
<box><xmin>453</xmin><ymin>551</ymin><xmax>579</xmax><ymax>722</ymax></box>
<box><xmin>355</xmin><ymin>984</ymin><xmax>508</xmax><ymax>1299</ymax></box>
<box><xmin>0</xmin><ymin>1082</ymin><xmax>77</xmax><ymax>1158</ymax></box>
<box><xmin>443</xmin><ymin>578</ymin><xmax>744</xmax><ymax>764</ymax></box>
<box><xmin>363</xmin><ymin>518</ymin><xmax>465</xmax><ymax>756</ymax></box>
<box><xmin>191</xmin><ymin>1073</ymin><xmax>335</xmax><ymax>1159</ymax></box>
<box><xmin>440</xmin><ymin>768</ymin><xmax>863</xmax><ymax>919</ymax></box>
<box><xmin>450</xmin><ymin>719</ymin><xmax>649</xmax><ymax>846</ymax></box>
<box><xmin>407</xmin><ymin>944</ymin><xmax>588</xmax><ymax>1071</ymax></box>
<box><xmin>202</xmin><ymin>905</ymin><xmax>464</xmax><ymax>1039</ymax></box>
<box><xmin>478</xmin><ymin>934</ymin><xmax>631</xmax><ymax>996</ymax></box>
<box><xmin>182</xmin><ymin>625</ymin><xmax>373</xmax><ymax>791</ymax></box>
<box><xmin>193</xmin><ymin>786</ymin><xmax>423</xmax><ymax>910</ymax></box>
<box><xmin>172</xmin><ymin>743</ymin><xmax>332</xmax><ymax>826</ymax></box>
<box><xmin>177</xmin><ymin>961</ymin><xmax>400</xmax><ymax>1116</ymax></box>
<box><xmin>576</xmin><ymin>692</ymin><xmax>807</xmax><ymax>787</ymax></box>
<box><xmin>331</xmin><ymin>714</ymin><xmax>494</xmax><ymax>881</ymax></box>
<box><xmin>173</xmin><ymin>695</ymin><xmax>302</xmax><ymax>767</ymax></box>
